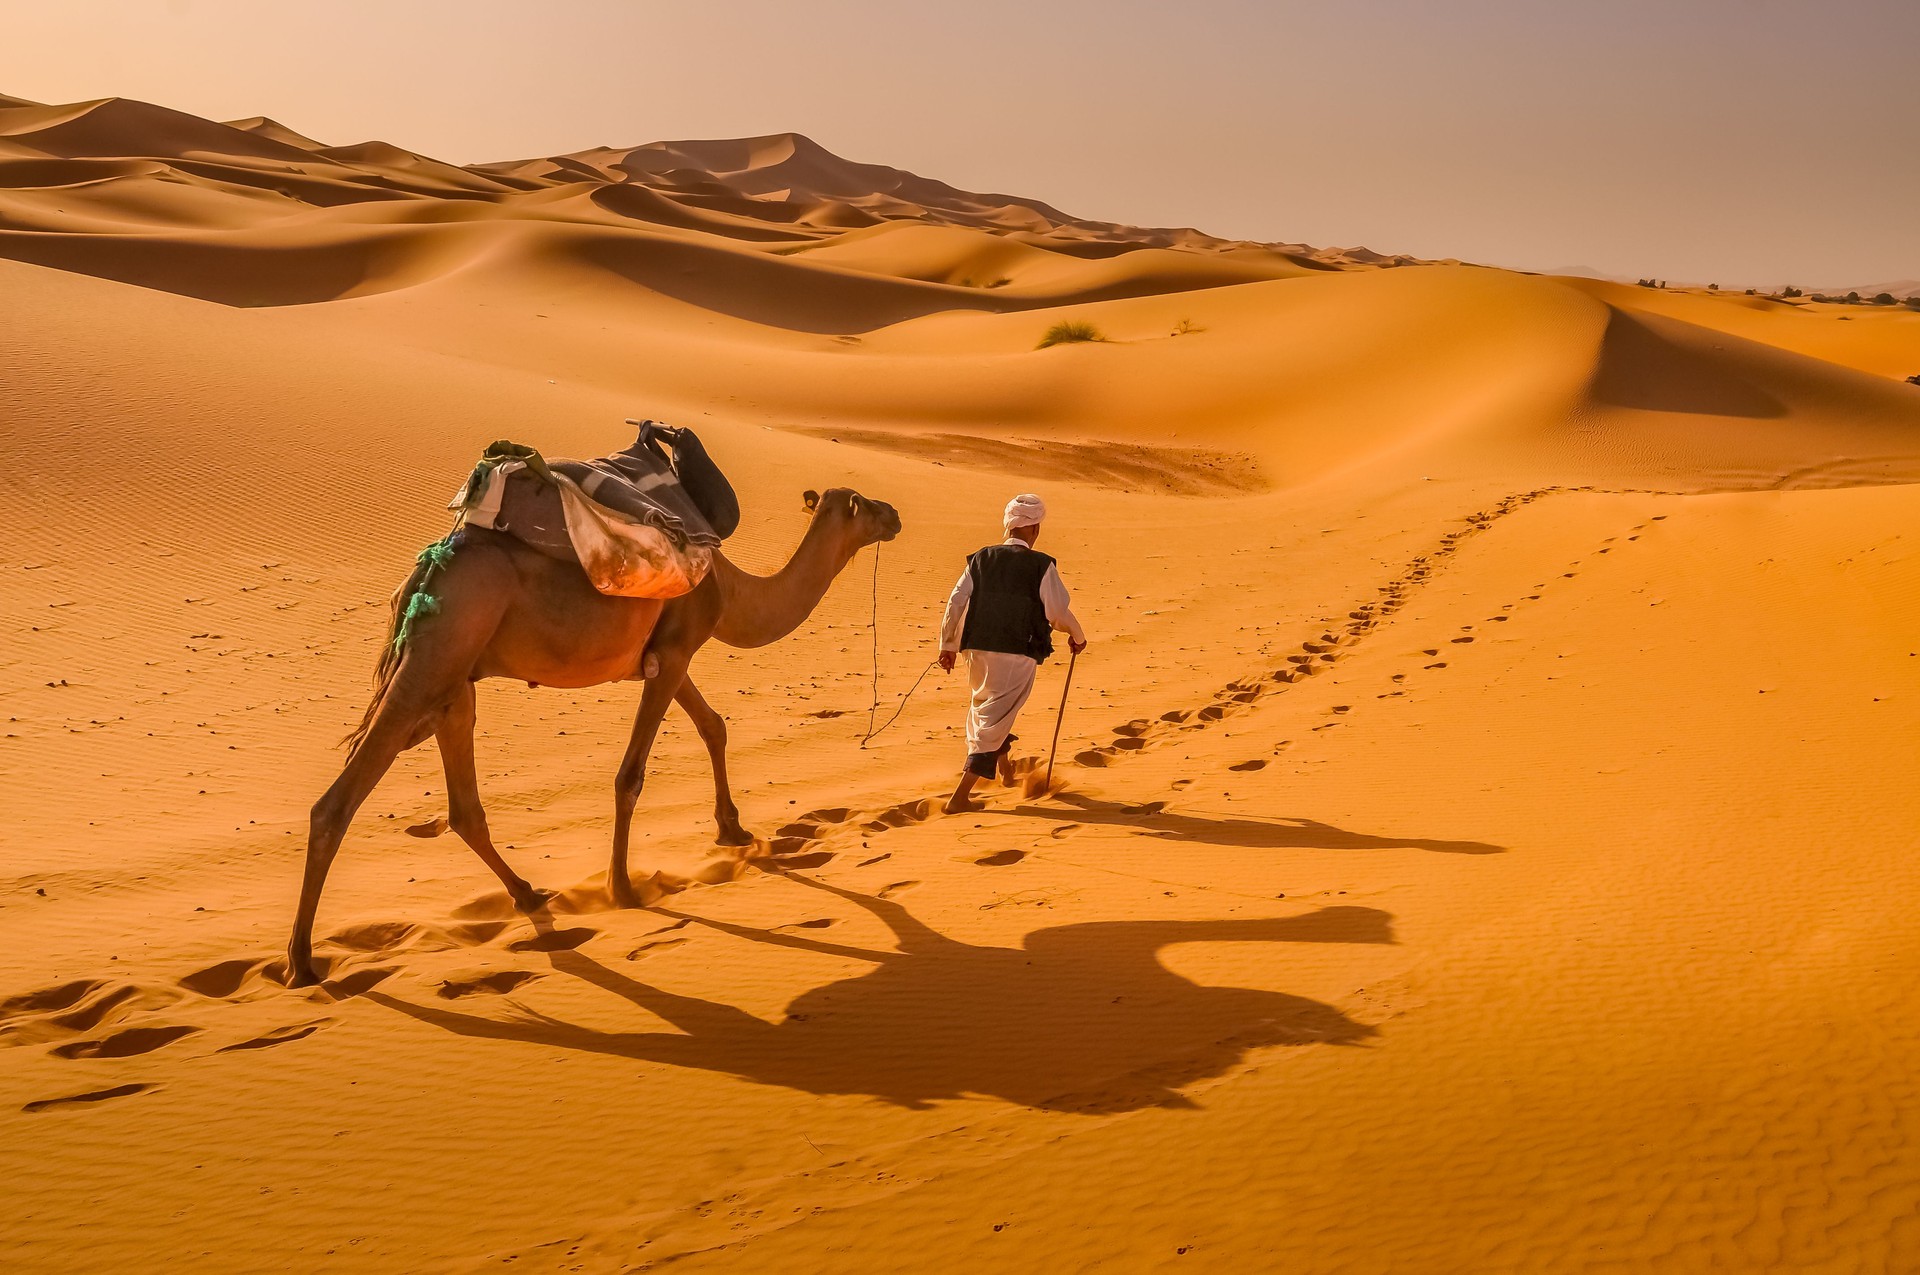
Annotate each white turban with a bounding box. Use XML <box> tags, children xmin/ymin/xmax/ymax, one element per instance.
<box><xmin>1003</xmin><ymin>493</ymin><xmax>1046</xmax><ymax>534</ymax></box>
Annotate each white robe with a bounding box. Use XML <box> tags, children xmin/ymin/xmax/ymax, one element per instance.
<box><xmin>964</xmin><ymin>650</ymin><xmax>1040</xmax><ymax>755</ymax></box>
<box><xmin>939</xmin><ymin>538</ymin><xmax>1086</xmax><ymax>756</ymax></box>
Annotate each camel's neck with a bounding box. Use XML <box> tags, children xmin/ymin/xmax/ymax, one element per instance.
<box><xmin>711</xmin><ymin>519</ymin><xmax>865</xmax><ymax>649</ymax></box>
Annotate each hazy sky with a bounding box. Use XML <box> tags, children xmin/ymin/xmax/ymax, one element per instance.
<box><xmin>3</xmin><ymin>0</ymin><xmax>1914</xmax><ymax>284</ymax></box>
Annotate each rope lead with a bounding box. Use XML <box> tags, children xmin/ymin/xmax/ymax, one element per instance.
<box><xmin>858</xmin><ymin>540</ymin><xmax>937</xmax><ymax>748</ymax></box>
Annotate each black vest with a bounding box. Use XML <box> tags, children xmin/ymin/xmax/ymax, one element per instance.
<box><xmin>959</xmin><ymin>544</ymin><xmax>1056</xmax><ymax>662</ymax></box>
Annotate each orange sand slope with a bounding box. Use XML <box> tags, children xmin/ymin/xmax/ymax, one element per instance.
<box><xmin>3</xmin><ymin>90</ymin><xmax>1920</xmax><ymax>1272</ymax></box>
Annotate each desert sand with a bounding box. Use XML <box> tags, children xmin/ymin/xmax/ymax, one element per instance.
<box><xmin>4</xmin><ymin>90</ymin><xmax>1920</xmax><ymax>1271</ymax></box>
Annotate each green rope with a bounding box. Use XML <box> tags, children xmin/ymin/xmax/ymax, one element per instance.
<box><xmin>392</xmin><ymin>532</ymin><xmax>456</xmax><ymax>653</ymax></box>
<box><xmin>416</xmin><ymin>538</ymin><xmax>456</xmax><ymax>571</ymax></box>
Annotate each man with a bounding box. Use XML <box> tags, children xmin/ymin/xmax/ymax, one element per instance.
<box><xmin>938</xmin><ymin>493</ymin><xmax>1088</xmax><ymax>813</ymax></box>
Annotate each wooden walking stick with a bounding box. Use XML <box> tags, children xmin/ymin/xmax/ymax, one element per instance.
<box><xmin>1043</xmin><ymin>647</ymin><xmax>1080</xmax><ymax>793</ymax></box>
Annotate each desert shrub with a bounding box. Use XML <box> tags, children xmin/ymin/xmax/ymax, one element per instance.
<box><xmin>1846</xmin><ymin>291</ymin><xmax>1862</xmax><ymax>304</ymax></box>
<box><xmin>1037</xmin><ymin>320</ymin><xmax>1105</xmax><ymax>348</ymax></box>
<box><xmin>1744</xmin><ymin>288</ymin><xmax>1756</xmax><ymax>295</ymax></box>
<box><xmin>1907</xmin><ymin>296</ymin><xmax>1920</xmax><ymax>310</ymax></box>
<box><xmin>1872</xmin><ymin>292</ymin><xmax>1896</xmax><ymax>305</ymax></box>
<box><xmin>1171</xmin><ymin>317</ymin><xmax>1203</xmax><ymax>336</ymax></box>
<box><xmin>1782</xmin><ymin>286</ymin><xmax>1803</xmax><ymax>298</ymax></box>
<box><xmin>1708</xmin><ymin>283</ymin><xmax>1719</xmax><ymax>291</ymax></box>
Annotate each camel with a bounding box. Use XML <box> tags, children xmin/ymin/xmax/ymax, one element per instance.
<box><xmin>286</xmin><ymin>486</ymin><xmax>902</xmax><ymax>988</ymax></box>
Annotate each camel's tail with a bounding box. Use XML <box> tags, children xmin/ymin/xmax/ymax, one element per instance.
<box><xmin>342</xmin><ymin>537</ymin><xmax>455</xmax><ymax>753</ymax></box>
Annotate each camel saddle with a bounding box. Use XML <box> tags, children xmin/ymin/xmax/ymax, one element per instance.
<box><xmin>451</xmin><ymin>421</ymin><xmax>737</xmax><ymax>599</ymax></box>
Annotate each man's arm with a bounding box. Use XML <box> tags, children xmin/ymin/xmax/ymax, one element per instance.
<box><xmin>938</xmin><ymin>567</ymin><xmax>973</xmax><ymax>670</ymax></box>
<box><xmin>1040</xmin><ymin>564</ymin><xmax>1087</xmax><ymax>651</ymax></box>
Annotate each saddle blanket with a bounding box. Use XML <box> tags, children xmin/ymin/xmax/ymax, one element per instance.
<box><xmin>451</xmin><ymin>431</ymin><xmax>720</xmax><ymax>599</ymax></box>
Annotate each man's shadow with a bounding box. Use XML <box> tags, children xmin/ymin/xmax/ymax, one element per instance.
<box><xmin>369</xmin><ymin>873</ymin><xmax>1393</xmax><ymax>1113</ymax></box>
<box><xmin>1009</xmin><ymin>793</ymin><xmax>1505</xmax><ymax>855</ymax></box>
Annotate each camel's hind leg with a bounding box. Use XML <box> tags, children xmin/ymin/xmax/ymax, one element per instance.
<box><xmin>439</xmin><ymin>680</ymin><xmax>551</xmax><ymax>911</ymax></box>
<box><xmin>287</xmin><ymin>678</ymin><xmax>440</xmax><ymax>987</ymax></box>
<box><xmin>287</xmin><ymin>547</ymin><xmax>513</xmax><ymax>987</ymax></box>
<box><xmin>675</xmin><ymin>678</ymin><xmax>753</xmax><ymax>847</ymax></box>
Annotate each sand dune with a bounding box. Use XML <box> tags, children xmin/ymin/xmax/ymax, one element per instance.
<box><xmin>3</xmin><ymin>88</ymin><xmax>1919</xmax><ymax>1272</ymax></box>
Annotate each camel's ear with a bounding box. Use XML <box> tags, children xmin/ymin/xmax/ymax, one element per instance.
<box><xmin>844</xmin><ymin>491</ymin><xmax>860</xmax><ymax>517</ymax></box>
<box><xmin>802</xmin><ymin>490</ymin><xmax>819</xmax><ymax>513</ymax></box>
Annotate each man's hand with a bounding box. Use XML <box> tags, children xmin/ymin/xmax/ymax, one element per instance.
<box><xmin>1069</xmin><ymin>637</ymin><xmax>1088</xmax><ymax>656</ymax></box>
<box><xmin>938</xmin><ymin>650</ymin><xmax>956</xmax><ymax>672</ymax></box>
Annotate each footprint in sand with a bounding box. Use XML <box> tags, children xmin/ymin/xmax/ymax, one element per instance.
<box><xmin>324</xmin><ymin>920</ymin><xmax>458</xmax><ymax>955</ymax></box>
<box><xmin>23</xmin><ymin>1083</ymin><xmax>156</xmax><ymax>1114</ymax></box>
<box><xmin>51</xmin><ymin>1023</ymin><xmax>200</xmax><ymax>1059</ymax></box>
<box><xmin>0</xmin><ymin>978</ymin><xmax>108</xmax><ymax>1021</ymax></box>
<box><xmin>777</xmin><ymin>918</ymin><xmax>837</xmax><ymax>931</ymax></box>
<box><xmin>178</xmin><ymin>958</ymin><xmax>266</xmax><ymax>999</ymax></box>
<box><xmin>1049</xmin><ymin>823</ymin><xmax>1082</xmax><ymax>838</ymax></box>
<box><xmin>974</xmin><ymin>849</ymin><xmax>1026</xmax><ymax>867</ymax></box>
<box><xmin>772</xmin><ymin>851</ymin><xmax>835</xmax><ymax>870</ymax></box>
<box><xmin>437</xmin><ymin>970</ymin><xmax>541</xmax><ymax>999</ymax></box>
<box><xmin>299</xmin><ymin>965</ymin><xmax>398</xmax><ymax>999</ymax></box>
<box><xmin>218</xmin><ymin>1021</ymin><xmax>327</xmax><ymax>1052</ymax></box>
<box><xmin>626</xmin><ymin>937</ymin><xmax>689</xmax><ymax>960</ymax></box>
<box><xmin>405</xmin><ymin>816</ymin><xmax>449</xmax><ymax>838</ymax></box>
<box><xmin>1229</xmin><ymin>759</ymin><xmax>1267</xmax><ymax>772</ymax></box>
<box><xmin>506</xmin><ymin>927</ymin><xmax>597</xmax><ymax>954</ymax></box>
<box><xmin>446</xmin><ymin>920</ymin><xmax>509</xmax><ymax>946</ymax></box>
<box><xmin>1451</xmin><ymin>636</ymin><xmax>1474</xmax><ymax>644</ymax></box>
<box><xmin>877</xmin><ymin>881</ymin><xmax>920</xmax><ymax>899</ymax></box>
<box><xmin>856</xmin><ymin>853</ymin><xmax>891</xmax><ymax>867</ymax></box>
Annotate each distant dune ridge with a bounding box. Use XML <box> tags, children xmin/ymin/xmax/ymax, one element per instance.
<box><xmin>3</xmin><ymin>85</ymin><xmax>1920</xmax><ymax>1273</ymax></box>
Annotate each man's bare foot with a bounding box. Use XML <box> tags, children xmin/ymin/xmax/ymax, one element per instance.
<box><xmin>943</xmin><ymin>796</ymin><xmax>983</xmax><ymax>815</ymax></box>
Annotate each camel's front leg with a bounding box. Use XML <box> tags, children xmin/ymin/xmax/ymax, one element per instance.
<box><xmin>439</xmin><ymin>680</ymin><xmax>550</xmax><ymax>912</ymax></box>
<box><xmin>609</xmin><ymin>652</ymin><xmax>689</xmax><ymax>907</ymax></box>
<box><xmin>674</xmin><ymin>677</ymin><xmax>753</xmax><ymax>847</ymax></box>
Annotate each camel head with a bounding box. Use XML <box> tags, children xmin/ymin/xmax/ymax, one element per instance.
<box><xmin>802</xmin><ymin>487</ymin><xmax>902</xmax><ymax>546</ymax></box>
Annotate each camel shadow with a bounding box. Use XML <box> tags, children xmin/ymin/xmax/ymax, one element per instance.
<box><xmin>368</xmin><ymin>873</ymin><xmax>1392</xmax><ymax>1113</ymax></box>
<box><xmin>1009</xmin><ymin>793</ymin><xmax>1505</xmax><ymax>855</ymax></box>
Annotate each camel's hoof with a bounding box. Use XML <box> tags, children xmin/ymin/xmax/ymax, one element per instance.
<box><xmin>513</xmin><ymin>888</ymin><xmax>556</xmax><ymax>914</ymax></box>
<box><xmin>715</xmin><ymin>828</ymin><xmax>757</xmax><ymax>849</ymax></box>
<box><xmin>285</xmin><ymin>960</ymin><xmax>321</xmax><ymax>990</ymax></box>
<box><xmin>609</xmin><ymin>882</ymin><xmax>642</xmax><ymax>909</ymax></box>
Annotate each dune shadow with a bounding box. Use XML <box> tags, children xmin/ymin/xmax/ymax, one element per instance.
<box><xmin>368</xmin><ymin>874</ymin><xmax>1391</xmax><ymax>1113</ymax></box>
<box><xmin>1011</xmin><ymin>793</ymin><xmax>1504</xmax><ymax>855</ymax></box>
<box><xmin>1590</xmin><ymin>307</ymin><xmax>1784</xmax><ymax>418</ymax></box>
